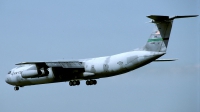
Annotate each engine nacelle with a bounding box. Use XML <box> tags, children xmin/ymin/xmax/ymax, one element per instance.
<box><xmin>21</xmin><ymin>70</ymin><xmax>39</xmax><ymax>78</ymax></box>
<box><xmin>21</xmin><ymin>70</ymin><xmax>49</xmax><ymax>78</ymax></box>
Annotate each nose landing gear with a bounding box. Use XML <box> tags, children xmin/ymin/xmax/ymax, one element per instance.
<box><xmin>14</xmin><ymin>86</ymin><xmax>19</xmax><ymax>91</ymax></box>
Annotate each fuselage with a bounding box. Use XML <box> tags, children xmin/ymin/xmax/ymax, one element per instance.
<box><xmin>5</xmin><ymin>50</ymin><xmax>164</xmax><ymax>87</ymax></box>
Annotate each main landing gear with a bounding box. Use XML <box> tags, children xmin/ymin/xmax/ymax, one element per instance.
<box><xmin>69</xmin><ymin>80</ymin><xmax>80</xmax><ymax>86</ymax></box>
<box><xmin>14</xmin><ymin>86</ymin><xmax>19</xmax><ymax>91</ymax></box>
<box><xmin>69</xmin><ymin>80</ymin><xmax>97</xmax><ymax>86</ymax></box>
<box><xmin>86</xmin><ymin>80</ymin><xmax>97</xmax><ymax>85</ymax></box>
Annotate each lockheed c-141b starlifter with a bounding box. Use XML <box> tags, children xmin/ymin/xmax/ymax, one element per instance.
<box><xmin>5</xmin><ymin>15</ymin><xmax>198</xmax><ymax>91</ymax></box>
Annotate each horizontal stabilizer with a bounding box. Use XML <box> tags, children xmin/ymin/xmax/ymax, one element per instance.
<box><xmin>147</xmin><ymin>15</ymin><xmax>198</xmax><ymax>22</ymax></box>
<box><xmin>169</xmin><ymin>15</ymin><xmax>198</xmax><ymax>20</ymax></box>
<box><xmin>153</xmin><ymin>59</ymin><xmax>178</xmax><ymax>62</ymax></box>
<box><xmin>147</xmin><ymin>15</ymin><xmax>169</xmax><ymax>21</ymax></box>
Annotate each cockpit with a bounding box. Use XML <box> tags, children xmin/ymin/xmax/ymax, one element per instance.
<box><xmin>8</xmin><ymin>71</ymin><xmax>11</xmax><ymax>74</ymax></box>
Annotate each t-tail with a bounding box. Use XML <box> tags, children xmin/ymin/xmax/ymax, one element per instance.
<box><xmin>144</xmin><ymin>15</ymin><xmax>198</xmax><ymax>52</ymax></box>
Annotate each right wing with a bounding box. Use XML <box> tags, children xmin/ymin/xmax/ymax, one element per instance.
<box><xmin>153</xmin><ymin>59</ymin><xmax>178</xmax><ymax>62</ymax></box>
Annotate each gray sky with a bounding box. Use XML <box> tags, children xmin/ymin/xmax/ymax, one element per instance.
<box><xmin>0</xmin><ymin>0</ymin><xmax>199</xmax><ymax>112</ymax></box>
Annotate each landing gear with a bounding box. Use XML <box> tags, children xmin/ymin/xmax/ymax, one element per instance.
<box><xmin>68</xmin><ymin>80</ymin><xmax>97</xmax><ymax>86</ymax></box>
<box><xmin>69</xmin><ymin>80</ymin><xmax>80</xmax><ymax>86</ymax></box>
<box><xmin>14</xmin><ymin>86</ymin><xmax>19</xmax><ymax>91</ymax></box>
<box><xmin>86</xmin><ymin>80</ymin><xmax>97</xmax><ymax>85</ymax></box>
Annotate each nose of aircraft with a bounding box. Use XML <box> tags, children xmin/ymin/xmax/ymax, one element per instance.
<box><xmin>5</xmin><ymin>75</ymin><xmax>10</xmax><ymax>84</ymax></box>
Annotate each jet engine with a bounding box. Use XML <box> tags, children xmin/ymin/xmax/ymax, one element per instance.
<box><xmin>21</xmin><ymin>70</ymin><xmax>49</xmax><ymax>78</ymax></box>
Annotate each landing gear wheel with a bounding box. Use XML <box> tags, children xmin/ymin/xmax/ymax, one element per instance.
<box><xmin>90</xmin><ymin>80</ymin><xmax>94</xmax><ymax>85</ymax></box>
<box><xmin>86</xmin><ymin>80</ymin><xmax>90</xmax><ymax>85</ymax></box>
<box><xmin>86</xmin><ymin>80</ymin><xmax>97</xmax><ymax>85</ymax></box>
<box><xmin>73</xmin><ymin>81</ymin><xmax>77</xmax><ymax>85</ymax></box>
<box><xmin>93</xmin><ymin>80</ymin><xmax>97</xmax><ymax>85</ymax></box>
<box><xmin>76</xmin><ymin>80</ymin><xmax>80</xmax><ymax>85</ymax></box>
<box><xmin>69</xmin><ymin>80</ymin><xmax>80</xmax><ymax>86</ymax></box>
<box><xmin>69</xmin><ymin>81</ymin><xmax>73</xmax><ymax>86</ymax></box>
<box><xmin>14</xmin><ymin>86</ymin><xmax>19</xmax><ymax>91</ymax></box>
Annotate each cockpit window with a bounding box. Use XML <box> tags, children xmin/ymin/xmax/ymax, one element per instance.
<box><xmin>8</xmin><ymin>71</ymin><xmax>11</xmax><ymax>74</ymax></box>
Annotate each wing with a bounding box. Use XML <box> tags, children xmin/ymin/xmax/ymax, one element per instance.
<box><xmin>153</xmin><ymin>59</ymin><xmax>178</xmax><ymax>62</ymax></box>
<box><xmin>16</xmin><ymin>61</ymin><xmax>84</xmax><ymax>68</ymax></box>
<box><xmin>15</xmin><ymin>61</ymin><xmax>90</xmax><ymax>80</ymax></box>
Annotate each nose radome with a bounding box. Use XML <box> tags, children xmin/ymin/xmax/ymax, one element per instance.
<box><xmin>5</xmin><ymin>75</ymin><xmax>10</xmax><ymax>84</ymax></box>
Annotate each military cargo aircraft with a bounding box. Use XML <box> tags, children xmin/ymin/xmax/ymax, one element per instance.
<box><xmin>5</xmin><ymin>15</ymin><xmax>198</xmax><ymax>91</ymax></box>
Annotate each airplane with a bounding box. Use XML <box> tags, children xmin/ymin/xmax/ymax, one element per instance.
<box><xmin>5</xmin><ymin>15</ymin><xmax>198</xmax><ymax>91</ymax></box>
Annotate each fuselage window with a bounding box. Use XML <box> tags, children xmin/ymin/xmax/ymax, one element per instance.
<box><xmin>8</xmin><ymin>71</ymin><xmax>11</xmax><ymax>74</ymax></box>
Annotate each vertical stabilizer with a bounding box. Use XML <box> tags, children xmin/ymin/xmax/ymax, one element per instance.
<box><xmin>144</xmin><ymin>15</ymin><xmax>198</xmax><ymax>52</ymax></box>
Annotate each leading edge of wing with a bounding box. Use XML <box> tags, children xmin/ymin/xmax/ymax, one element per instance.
<box><xmin>16</xmin><ymin>62</ymin><xmax>45</xmax><ymax>65</ymax></box>
<box><xmin>15</xmin><ymin>60</ymin><xmax>82</xmax><ymax>65</ymax></box>
<box><xmin>15</xmin><ymin>61</ymin><xmax>84</xmax><ymax>69</ymax></box>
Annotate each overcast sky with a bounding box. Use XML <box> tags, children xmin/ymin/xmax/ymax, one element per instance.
<box><xmin>0</xmin><ymin>0</ymin><xmax>199</xmax><ymax>112</ymax></box>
